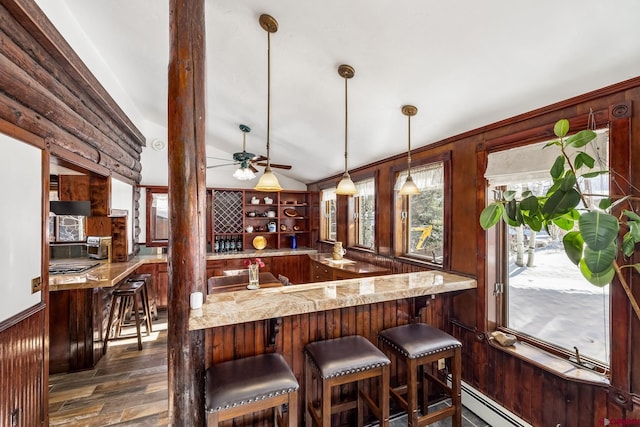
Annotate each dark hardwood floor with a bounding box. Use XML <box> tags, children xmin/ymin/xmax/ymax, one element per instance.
<box><xmin>48</xmin><ymin>310</ymin><xmax>169</xmax><ymax>426</ymax></box>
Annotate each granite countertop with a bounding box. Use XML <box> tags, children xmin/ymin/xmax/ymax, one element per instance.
<box><xmin>309</xmin><ymin>253</ymin><xmax>391</xmax><ymax>274</ymax></box>
<box><xmin>189</xmin><ymin>270</ymin><xmax>477</xmax><ymax>330</ymax></box>
<box><xmin>49</xmin><ymin>248</ymin><xmax>317</xmax><ymax>291</ymax></box>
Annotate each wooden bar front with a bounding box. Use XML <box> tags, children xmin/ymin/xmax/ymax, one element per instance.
<box><xmin>192</xmin><ymin>271</ymin><xmax>476</xmax><ymax>426</ymax></box>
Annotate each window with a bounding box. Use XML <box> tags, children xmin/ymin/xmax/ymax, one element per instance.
<box><xmin>352</xmin><ymin>178</ymin><xmax>375</xmax><ymax>249</ymax></box>
<box><xmin>485</xmin><ymin>129</ymin><xmax>610</xmax><ymax>365</ymax></box>
<box><xmin>320</xmin><ymin>187</ymin><xmax>337</xmax><ymax>241</ymax></box>
<box><xmin>146</xmin><ymin>187</ymin><xmax>169</xmax><ymax>246</ymax></box>
<box><xmin>394</xmin><ymin>156</ymin><xmax>449</xmax><ymax>267</ymax></box>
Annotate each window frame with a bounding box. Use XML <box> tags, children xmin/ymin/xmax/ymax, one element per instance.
<box><xmin>145</xmin><ymin>186</ymin><xmax>169</xmax><ymax>247</ymax></box>
<box><xmin>348</xmin><ymin>173</ymin><xmax>378</xmax><ymax>252</ymax></box>
<box><xmin>483</xmin><ymin>127</ymin><xmax>612</xmax><ymax>372</ymax></box>
<box><xmin>319</xmin><ymin>186</ymin><xmax>337</xmax><ymax>243</ymax></box>
<box><xmin>392</xmin><ymin>151</ymin><xmax>451</xmax><ymax>270</ymax></box>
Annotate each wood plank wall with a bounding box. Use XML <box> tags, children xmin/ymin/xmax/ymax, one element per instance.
<box><xmin>309</xmin><ymin>80</ymin><xmax>640</xmax><ymax>424</ymax></box>
<box><xmin>0</xmin><ymin>304</ymin><xmax>45</xmax><ymax>427</ymax></box>
<box><xmin>204</xmin><ymin>295</ymin><xmax>454</xmax><ymax>427</ymax></box>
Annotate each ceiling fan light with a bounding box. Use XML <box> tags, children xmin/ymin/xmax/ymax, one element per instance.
<box><xmin>399</xmin><ymin>174</ymin><xmax>420</xmax><ymax>195</ymax></box>
<box><xmin>254</xmin><ymin>169</ymin><xmax>282</xmax><ymax>191</ymax></box>
<box><xmin>336</xmin><ymin>171</ymin><xmax>357</xmax><ymax>195</ymax></box>
<box><xmin>233</xmin><ymin>167</ymin><xmax>255</xmax><ymax>180</ymax></box>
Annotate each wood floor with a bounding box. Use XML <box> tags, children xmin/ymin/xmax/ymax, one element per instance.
<box><xmin>48</xmin><ymin>310</ymin><xmax>169</xmax><ymax>426</ymax></box>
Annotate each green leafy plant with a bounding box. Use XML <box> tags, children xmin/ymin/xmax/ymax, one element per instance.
<box><xmin>479</xmin><ymin>119</ymin><xmax>640</xmax><ymax>321</ymax></box>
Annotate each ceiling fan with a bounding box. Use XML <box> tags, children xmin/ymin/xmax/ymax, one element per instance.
<box><xmin>206</xmin><ymin>124</ymin><xmax>292</xmax><ymax>177</ymax></box>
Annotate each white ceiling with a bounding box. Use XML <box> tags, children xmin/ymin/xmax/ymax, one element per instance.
<box><xmin>40</xmin><ymin>1</ymin><xmax>640</xmax><ymax>184</ymax></box>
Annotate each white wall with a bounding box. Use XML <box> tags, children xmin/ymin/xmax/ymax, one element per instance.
<box><xmin>0</xmin><ymin>133</ymin><xmax>42</xmax><ymax>321</ymax></box>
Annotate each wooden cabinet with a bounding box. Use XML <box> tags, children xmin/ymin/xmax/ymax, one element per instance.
<box><xmin>309</xmin><ymin>254</ymin><xmax>391</xmax><ymax>282</ymax></box>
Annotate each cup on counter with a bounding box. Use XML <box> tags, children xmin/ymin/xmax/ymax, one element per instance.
<box><xmin>190</xmin><ymin>291</ymin><xmax>203</xmax><ymax>310</ymax></box>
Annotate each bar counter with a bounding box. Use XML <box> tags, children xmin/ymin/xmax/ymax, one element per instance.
<box><xmin>49</xmin><ymin>247</ymin><xmax>317</xmax><ymax>291</ymax></box>
<box><xmin>189</xmin><ymin>270</ymin><xmax>477</xmax><ymax>330</ymax></box>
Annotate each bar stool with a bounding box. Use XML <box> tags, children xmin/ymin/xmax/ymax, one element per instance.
<box><xmin>125</xmin><ymin>273</ymin><xmax>157</xmax><ymax>321</ymax></box>
<box><xmin>378</xmin><ymin>323</ymin><xmax>462</xmax><ymax>427</ymax></box>
<box><xmin>304</xmin><ymin>335</ymin><xmax>390</xmax><ymax>427</ymax></box>
<box><xmin>103</xmin><ymin>280</ymin><xmax>152</xmax><ymax>352</ymax></box>
<box><xmin>205</xmin><ymin>353</ymin><xmax>299</xmax><ymax>426</ymax></box>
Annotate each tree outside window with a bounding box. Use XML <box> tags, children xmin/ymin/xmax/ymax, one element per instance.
<box><xmin>395</xmin><ymin>162</ymin><xmax>445</xmax><ymax>265</ymax></box>
<box><xmin>320</xmin><ymin>188</ymin><xmax>337</xmax><ymax>242</ymax></box>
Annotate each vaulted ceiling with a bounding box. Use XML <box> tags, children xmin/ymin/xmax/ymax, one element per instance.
<box><xmin>39</xmin><ymin>1</ymin><xmax>640</xmax><ymax>184</ymax></box>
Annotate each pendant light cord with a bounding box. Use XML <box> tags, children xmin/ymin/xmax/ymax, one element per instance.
<box><xmin>344</xmin><ymin>75</ymin><xmax>349</xmax><ymax>173</ymax></box>
<box><xmin>406</xmin><ymin>114</ymin><xmax>412</xmax><ymax>177</ymax></box>
<box><xmin>265</xmin><ymin>30</ymin><xmax>272</xmax><ymax>172</ymax></box>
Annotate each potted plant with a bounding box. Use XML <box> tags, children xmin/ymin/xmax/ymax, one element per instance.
<box><xmin>479</xmin><ymin>119</ymin><xmax>640</xmax><ymax>321</ymax></box>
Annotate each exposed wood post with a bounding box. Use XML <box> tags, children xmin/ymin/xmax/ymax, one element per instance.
<box><xmin>167</xmin><ymin>0</ymin><xmax>206</xmax><ymax>425</ymax></box>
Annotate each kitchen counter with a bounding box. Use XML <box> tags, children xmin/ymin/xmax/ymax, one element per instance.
<box><xmin>189</xmin><ymin>270</ymin><xmax>477</xmax><ymax>330</ymax></box>
<box><xmin>49</xmin><ymin>248</ymin><xmax>317</xmax><ymax>291</ymax></box>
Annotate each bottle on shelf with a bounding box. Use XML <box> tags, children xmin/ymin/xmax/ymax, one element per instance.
<box><xmin>214</xmin><ymin>235</ymin><xmax>219</xmax><ymax>253</ymax></box>
<box><xmin>236</xmin><ymin>235</ymin><xmax>243</xmax><ymax>251</ymax></box>
<box><xmin>229</xmin><ymin>235</ymin><xmax>236</xmax><ymax>252</ymax></box>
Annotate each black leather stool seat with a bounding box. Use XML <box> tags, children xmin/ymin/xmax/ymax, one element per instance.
<box><xmin>205</xmin><ymin>353</ymin><xmax>299</xmax><ymax>413</ymax></box>
<box><xmin>305</xmin><ymin>335</ymin><xmax>390</xmax><ymax>378</ymax></box>
<box><xmin>378</xmin><ymin>323</ymin><xmax>461</xmax><ymax>359</ymax></box>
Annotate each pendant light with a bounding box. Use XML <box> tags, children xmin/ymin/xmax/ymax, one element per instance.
<box><xmin>254</xmin><ymin>14</ymin><xmax>283</xmax><ymax>192</ymax></box>
<box><xmin>399</xmin><ymin>105</ymin><xmax>421</xmax><ymax>195</ymax></box>
<box><xmin>335</xmin><ymin>64</ymin><xmax>357</xmax><ymax>196</ymax></box>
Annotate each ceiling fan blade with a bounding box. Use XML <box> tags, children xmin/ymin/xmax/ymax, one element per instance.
<box><xmin>256</xmin><ymin>162</ymin><xmax>292</xmax><ymax>170</ymax></box>
<box><xmin>252</xmin><ymin>155</ymin><xmax>268</xmax><ymax>162</ymax></box>
<box><xmin>207</xmin><ymin>162</ymin><xmax>238</xmax><ymax>169</ymax></box>
<box><xmin>249</xmin><ymin>164</ymin><xmax>259</xmax><ymax>173</ymax></box>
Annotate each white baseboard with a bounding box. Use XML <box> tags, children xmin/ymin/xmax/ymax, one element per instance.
<box><xmin>460</xmin><ymin>380</ymin><xmax>533</xmax><ymax>427</ymax></box>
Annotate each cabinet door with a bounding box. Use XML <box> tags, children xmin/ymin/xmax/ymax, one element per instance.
<box><xmin>156</xmin><ymin>263</ymin><xmax>169</xmax><ymax>308</ymax></box>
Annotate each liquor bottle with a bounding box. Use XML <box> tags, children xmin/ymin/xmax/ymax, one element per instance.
<box><xmin>229</xmin><ymin>235</ymin><xmax>236</xmax><ymax>252</ymax></box>
<box><xmin>214</xmin><ymin>236</ymin><xmax>219</xmax><ymax>253</ymax></box>
<box><xmin>236</xmin><ymin>235</ymin><xmax>243</xmax><ymax>252</ymax></box>
<box><xmin>224</xmin><ymin>235</ymin><xmax>230</xmax><ymax>252</ymax></box>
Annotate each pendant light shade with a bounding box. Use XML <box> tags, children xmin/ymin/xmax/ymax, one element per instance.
<box><xmin>399</xmin><ymin>105</ymin><xmax>421</xmax><ymax>196</ymax></box>
<box><xmin>335</xmin><ymin>64</ymin><xmax>357</xmax><ymax>196</ymax></box>
<box><xmin>255</xmin><ymin>14</ymin><xmax>283</xmax><ymax>192</ymax></box>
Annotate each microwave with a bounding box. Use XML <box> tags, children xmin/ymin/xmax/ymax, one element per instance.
<box><xmin>86</xmin><ymin>236</ymin><xmax>112</xmax><ymax>260</ymax></box>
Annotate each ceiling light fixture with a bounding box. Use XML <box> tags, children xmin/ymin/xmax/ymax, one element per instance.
<box><xmin>233</xmin><ymin>124</ymin><xmax>256</xmax><ymax>180</ymax></box>
<box><xmin>335</xmin><ymin>64</ymin><xmax>357</xmax><ymax>196</ymax></box>
<box><xmin>254</xmin><ymin>14</ymin><xmax>283</xmax><ymax>192</ymax></box>
<box><xmin>399</xmin><ymin>105</ymin><xmax>421</xmax><ymax>195</ymax></box>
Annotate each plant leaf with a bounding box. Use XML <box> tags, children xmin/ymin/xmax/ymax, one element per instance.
<box><xmin>522</xmin><ymin>214</ymin><xmax>543</xmax><ymax>232</ymax></box>
<box><xmin>563</xmin><ymin>231</ymin><xmax>584</xmax><ymax>266</ymax></box>
<box><xmin>559</xmin><ymin>172</ymin><xmax>577</xmax><ymax>191</ymax></box>
<box><xmin>553</xmin><ymin>216</ymin><xmax>575</xmax><ymax>231</ymax></box>
<box><xmin>550</xmin><ymin>155</ymin><xmax>565</xmax><ymax>180</ymax></box>
<box><xmin>502</xmin><ymin>199</ymin><xmax>520</xmax><ymax>227</ymax></box>
<box><xmin>622</xmin><ymin>232</ymin><xmax>635</xmax><ymax>257</ymax></box>
<box><xmin>541</xmin><ymin>188</ymin><xmax>581</xmax><ymax>219</ymax></box>
<box><xmin>554</xmin><ymin>119</ymin><xmax>570</xmax><ymax>138</ymax></box>
<box><xmin>566</xmin><ymin>130</ymin><xmax>597</xmax><ymax>148</ymax></box>
<box><xmin>579</xmin><ymin>211</ymin><xmax>620</xmax><ymax>251</ymax></box>
<box><xmin>503</xmin><ymin>190</ymin><xmax>516</xmax><ymax>202</ymax></box>
<box><xmin>633</xmin><ymin>263</ymin><xmax>640</xmax><ymax>275</ymax></box>
<box><xmin>579</xmin><ymin>260</ymin><xmax>614</xmax><ymax>287</ymax></box>
<box><xmin>584</xmin><ymin>241</ymin><xmax>617</xmax><ymax>274</ymax></box>
<box><xmin>574</xmin><ymin>152</ymin><xmax>595</xmax><ymax>170</ymax></box>
<box><xmin>623</xmin><ymin>209</ymin><xmax>640</xmax><ymax>222</ymax></box>
<box><xmin>598</xmin><ymin>198</ymin><xmax>612</xmax><ymax>210</ymax></box>
<box><xmin>480</xmin><ymin>203</ymin><xmax>504</xmax><ymax>230</ymax></box>
<box><xmin>581</xmin><ymin>170</ymin><xmax>609</xmax><ymax>179</ymax></box>
<box><xmin>520</xmin><ymin>195</ymin><xmax>539</xmax><ymax>212</ymax></box>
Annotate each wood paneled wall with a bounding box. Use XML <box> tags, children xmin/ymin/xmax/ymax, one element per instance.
<box><xmin>205</xmin><ymin>295</ymin><xmax>454</xmax><ymax>427</ymax></box>
<box><xmin>0</xmin><ymin>304</ymin><xmax>45</xmax><ymax>427</ymax></box>
<box><xmin>309</xmin><ymin>78</ymin><xmax>640</xmax><ymax>424</ymax></box>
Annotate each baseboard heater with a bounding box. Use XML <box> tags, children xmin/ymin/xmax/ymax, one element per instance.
<box><xmin>459</xmin><ymin>379</ymin><xmax>533</xmax><ymax>427</ymax></box>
